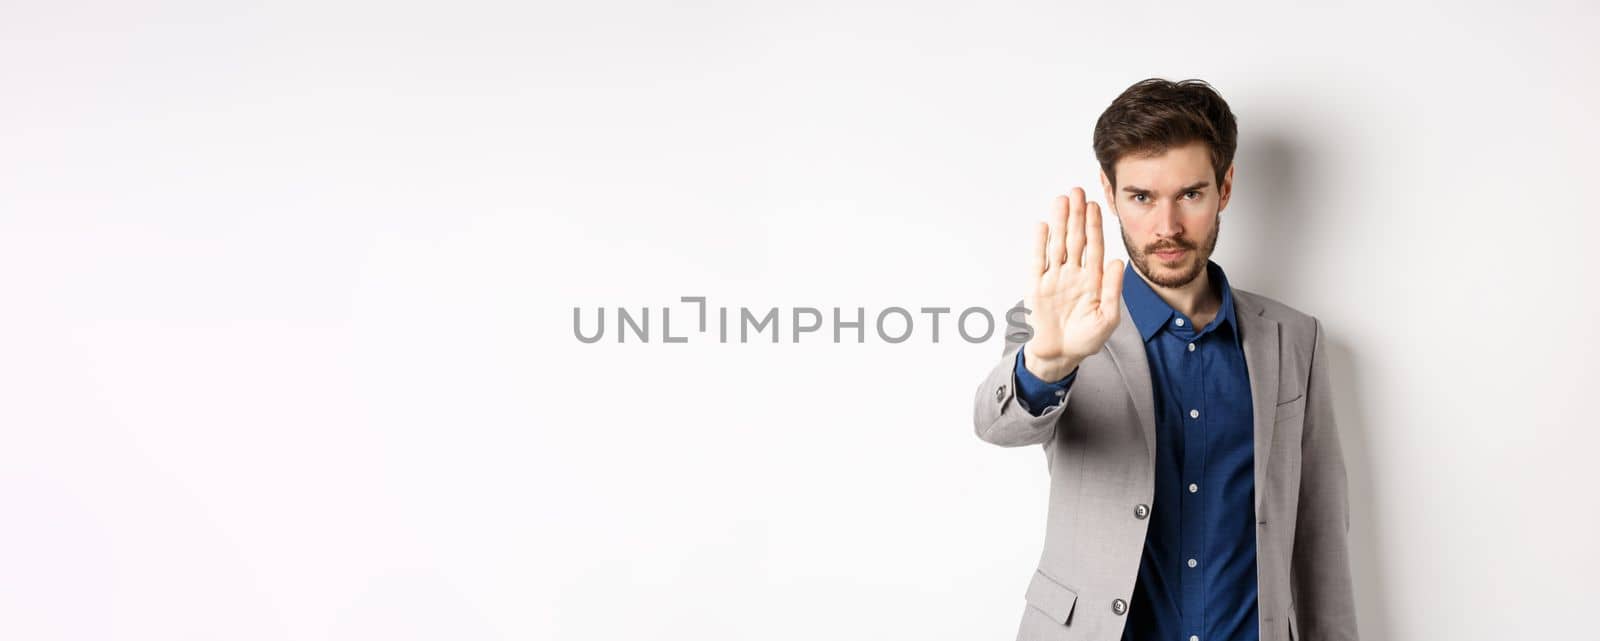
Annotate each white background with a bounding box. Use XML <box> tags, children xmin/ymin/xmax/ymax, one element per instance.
<box><xmin>3</xmin><ymin>1</ymin><xmax>1596</xmax><ymax>639</ymax></box>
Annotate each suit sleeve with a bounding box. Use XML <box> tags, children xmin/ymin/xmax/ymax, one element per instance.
<box><xmin>1013</xmin><ymin>345</ymin><xmax>1077</xmax><ymax>415</ymax></box>
<box><xmin>972</xmin><ymin>324</ymin><xmax>1077</xmax><ymax>447</ymax></box>
<box><xmin>1290</xmin><ymin>317</ymin><xmax>1360</xmax><ymax>640</ymax></box>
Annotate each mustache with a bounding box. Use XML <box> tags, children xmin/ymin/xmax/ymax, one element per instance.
<box><xmin>1146</xmin><ymin>240</ymin><xmax>1193</xmax><ymax>253</ymax></box>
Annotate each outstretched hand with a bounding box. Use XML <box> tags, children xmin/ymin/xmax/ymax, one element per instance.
<box><xmin>1021</xmin><ymin>187</ymin><xmax>1125</xmax><ymax>382</ymax></box>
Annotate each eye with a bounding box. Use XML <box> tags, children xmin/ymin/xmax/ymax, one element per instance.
<box><xmin>1132</xmin><ymin>194</ymin><xmax>1148</xmax><ymax>203</ymax></box>
<box><xmin>1183</xmin><ymin>191</ymin><xmax>1201</xmax><ymax>199</ymax></box>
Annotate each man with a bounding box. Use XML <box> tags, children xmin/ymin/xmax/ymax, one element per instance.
<box><xmin>973</xmin><ymin>79</ymin><xmax>1358</xmax><ymax>641</ymax></box>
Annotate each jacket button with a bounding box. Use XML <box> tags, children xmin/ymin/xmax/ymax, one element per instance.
<box><xmin>1112</xmin><ymin>598</ymin><xmax>1127</xmax><ymax>615</ymax></box>
<box><xmin>995</xmin><ymin>385</ymin><xmax>1007</xmax><ymax>403</ymax></box>
<box><xmin>1134</xmin><ymin>504</ymin><xmax>1150</xmax><ymax>519</ymax></box>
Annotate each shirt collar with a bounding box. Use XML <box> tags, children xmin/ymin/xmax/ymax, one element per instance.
<box><xmin>1121</xmin><ymin>258</ymin><xmax>1240</xmax><ymax>345</ymax></box>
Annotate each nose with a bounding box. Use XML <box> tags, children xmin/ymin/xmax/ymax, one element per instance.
<box><xmin>1151</xmin><ymin>201</ymin><xmax>1183</xmax><ymax>238</ymax></box>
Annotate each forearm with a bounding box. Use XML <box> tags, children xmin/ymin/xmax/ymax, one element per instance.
<box><xmin>973</xmin><ymin>342</ymin><xmax>1075</xmax><ymax>447</ymax></box>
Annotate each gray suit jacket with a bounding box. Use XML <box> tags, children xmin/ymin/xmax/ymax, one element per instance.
<box><xmin>973</xmin><ymin>288</ymin><xmax>1358</xmax><ymax>641</ymax></box>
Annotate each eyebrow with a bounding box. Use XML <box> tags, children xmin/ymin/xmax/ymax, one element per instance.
<box><xmin>1121</xmin><ymin>181</ymin><xmax>1211</xmax><ymax>196</ymax></box>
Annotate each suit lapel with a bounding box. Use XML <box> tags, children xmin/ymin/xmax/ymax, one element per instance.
<box><xmin>1104</xmin><ymin>302</ymin><xmax>1157</xmax><ymax>468</ymax></box>
<box><xmin>1236</xmin><ymin>292</ymin><xmax>1281</xmax><ymax>516</ymax></box>
<box><xmin>1103</xmin><ymin>289</ymin><xmax>1283</xmax><ymax>517</ymax></box>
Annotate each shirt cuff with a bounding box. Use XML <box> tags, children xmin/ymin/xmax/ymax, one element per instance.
<box><xmin>1013</xmin><ymin>345</ymin><xmax>1077</xmax><ymax>416</ymax></box>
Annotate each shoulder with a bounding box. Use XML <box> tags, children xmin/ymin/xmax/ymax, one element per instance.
<box><xmin>1231</xmin><ymin>287</ymin><xmax>1324</xmax><ymax>349</ymax></box>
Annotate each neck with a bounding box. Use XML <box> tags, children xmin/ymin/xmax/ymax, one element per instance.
<box><xmin>1137</xmin><ymin>262</ymin><xmax>1221</xmax><ymax>325</ymax></box>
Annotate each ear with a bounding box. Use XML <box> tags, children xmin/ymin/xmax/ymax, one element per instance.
<box><xmin>1098</xmin><ymin>169</ymin><xmax>1118</xmax><ymax>218</ymax></box>
<box><xmin>1217</xmin><ymin>163</ymin><xmax>1235</xmax><ymax>213</ymax></box>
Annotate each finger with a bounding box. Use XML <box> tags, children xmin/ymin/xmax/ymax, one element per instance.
<box><xmin>1048</xmin><ymin>195</ymin><xmax>1068</xmax><ymax>267</ymax></box>
<box><xmin>1100</xmin><ymin>259</ymin><xmax>1125</xmax><ymax>320</ymax></box>
<box><xmin>1066</xmin><ymin>187</ymin><xmax>1086</xmax><ymax>269</ymax></box>
<box><xmin>1030</xmin><ymin>221</ymin><xmax>1048</xmax><ymax>278</ymax></box>
<box><xmin>1084</xmin><ymin>201</ymin><xmax>1105</xmax><ymax>280</ymax></box>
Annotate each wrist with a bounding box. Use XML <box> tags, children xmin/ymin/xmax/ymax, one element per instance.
<box><xmin>1022</xmin><ymin>348</ymin><xmax>1081</xmax><ymax>383</ymax></box>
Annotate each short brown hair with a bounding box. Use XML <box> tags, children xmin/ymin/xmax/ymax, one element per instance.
<box><xmin>1093</xmin><ymin>78</ymin><xmax>1238</xmax><ymax>191</ymax></box>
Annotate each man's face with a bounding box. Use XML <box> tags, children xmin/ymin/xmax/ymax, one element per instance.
<box><xmin>1100</xmin><ymin>140</ymin><xmax>1234</xmax><ymax>289</ymax></box>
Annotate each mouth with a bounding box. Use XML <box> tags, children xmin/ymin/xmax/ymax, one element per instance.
<box><xmin>1151</xmin><ymin>247</ymin><xmax>1189</xmax><ymax>263</ymax></box>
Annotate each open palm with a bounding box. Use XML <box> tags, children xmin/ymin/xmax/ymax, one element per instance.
<box><xmin>1021</xmin><ymin>187</ymin><xmax>1125</xmax><ymax>382</ymax></box>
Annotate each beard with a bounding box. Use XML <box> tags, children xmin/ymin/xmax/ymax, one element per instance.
<box><xmin>1121</xmin><ymin>213</ymin><xmax>1221</xmax><ymax>289</ymax></box>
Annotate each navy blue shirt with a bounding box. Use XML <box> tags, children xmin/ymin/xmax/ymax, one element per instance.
<box><xmin>1014</xmin><ymin>260</ymin><xmax>1258</xmax><ymax>641</ymax></box>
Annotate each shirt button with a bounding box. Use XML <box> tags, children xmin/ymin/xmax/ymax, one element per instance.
<box><xmin>1112</xmin><ymin>598</ymin><xmax>1128</xmax><ymax>615</ymax></box>
<box><xmin>1188</xmin><ymin>483</ymin><xmax>1199</xmax><ymax>493</ymax></box>
<box><xmin>1187</xmin><ymin>558</ymin><xmax>1198</xmax><ymax>568</ymax></box>
<box><xmin>1189</xmin><ymin>409</ymin><xmax>1200</xmax><ymax>419</ymax></box>
<box><xmin>1054</xmin><ymin>389</ymin><xmax>1066</xmax><ymax>397</ymax></box>
<box><xmin>1187</xmin><ymin>342</ymin><xmax>1195</xmax><ymax>352</ymax></box>
<box><xmin>1175</xmin><ymin>318</ymin><xmax>1185</xmax><ymax>327</ymax></box>
<box><xmin>1134</xmin><ymin>504</ymin><xmax>1150</xmax><ymax>519</ymax></box>
<box><xmin>1190</xmin><ymin>636</ymin><xmax>1200</xmax><ymax>641</ymax></box>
